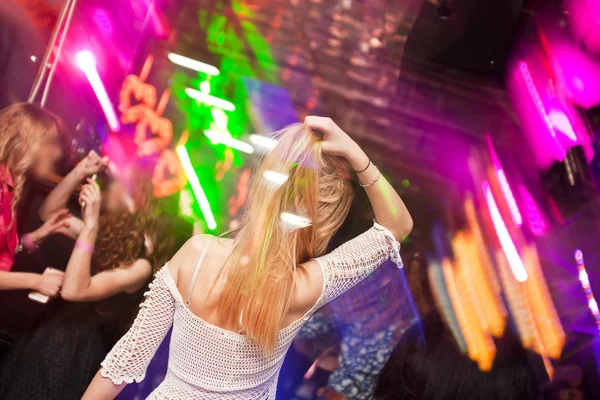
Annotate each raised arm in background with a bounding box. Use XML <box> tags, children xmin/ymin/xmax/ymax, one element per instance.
<box><xmin>60</xmin><ymin>178</ymin><xmax>150</xmax><ymax>302</ymax></box>
<box><xmin>39</xmin><ymin>150</ymin><xmax>107</xmax><ymax>239</ymax></box>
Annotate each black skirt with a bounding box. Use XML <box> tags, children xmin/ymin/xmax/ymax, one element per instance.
<box><xmin>0</xmin><ymin>290</ymin><xmax>144</xmax><ymax>400</ymax></box>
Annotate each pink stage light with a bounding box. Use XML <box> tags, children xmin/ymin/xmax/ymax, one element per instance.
<box><xmin>519</xmin><ymin>62</ymin><xmax>565</xmax><ymax>149</ymax></box>
<box><xmin>575</xmin><ymin>249</ymin><xmax>600</xmax><ymax>334</ymax></box>
<box><xmin>94</xmin><ymin>8</ymin><xmax>113</xmax><ymax>34</ymax></box>
<box><xmin>75</xmin><ymin>50</ymin><xmax>121</xmax><ymax>132</ymax></box>
<box><xmin>483</xmin><ymin>182</ymin><xmax>528</xmax><ymax>282</ymax></box>
<box><xmin>548</xmin><ymin>110</ymin><xmax>577</xmax><ymax>142</ymax></box>
<box><xmin>485</xmin><ymin>135</ymin><xmax>522</xmax><ymax>228</ymax></box>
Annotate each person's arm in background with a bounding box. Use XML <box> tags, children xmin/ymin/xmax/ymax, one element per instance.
<box><xmin>39</xmin><ymin>150</ymin><xmax>107</xmax><ymax>239</ymax></box>
<box><xmin>0</xmin><ymin>270</ymin><xmax>63</xmax><ymax>297</ymax></box>
<box><xmin>0</xmin><ymin>208</ymin><xmax>69</xmax><ymax>295</ymax></box>
<box><xmin>60</xmin><ymin>179</ymin><xmax>151</xmax><ymax>302</ymax></box>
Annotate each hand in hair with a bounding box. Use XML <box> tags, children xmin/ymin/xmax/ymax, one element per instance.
<box><xmin>305</xmin><ymin>116</ymin><xmax>412</xmax><ymax>241</ymax></box>
<box><xmin>305</xmin><ymin>116</ymin><xmax>360</xmax><ymax>160</ymax></box>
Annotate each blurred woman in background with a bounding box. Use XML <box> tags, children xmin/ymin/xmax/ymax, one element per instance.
<box><xmin>0</xmin><ymin>171</ymin><xmax>177</xmax><ymax>400</ymax></box>
<box><xmin>0</xmin><ymin>102</ymin><xmax>68</xmax><ymax>298</ymax></box>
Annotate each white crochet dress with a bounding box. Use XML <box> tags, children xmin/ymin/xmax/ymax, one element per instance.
<box><xmin>100</xmin><ymin>222</ymin><xmax>402</xmax><ymax>399</ymax></box>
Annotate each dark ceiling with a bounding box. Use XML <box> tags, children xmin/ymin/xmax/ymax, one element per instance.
<box><xmin>166</xmin><ymin>0</ymin><xmax>530</xmax><ymax>201</ymax></box>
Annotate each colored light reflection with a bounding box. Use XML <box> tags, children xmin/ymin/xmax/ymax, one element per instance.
<box><xmin>575</xmin><ymin>249</ymin><xmax>600</xmax><ymax>334</ymax></box>
<box><xmin>485</xmin><ymin>135</ymin><xmax>522</xmax><ymax>228</ymax></box>
<box><xmin>483</xmin><ymin>182</ymin><xmax>527</xmax><ymax>282</ymax></box>
<box><xmin>496</xmin><ymin>169</ymin><xmax>523</xmax><ymax>227</ymax></box>
<box><xmin>168</xmin><ymin>53</ymin><xmax>220</xmax><ymax>75</ymax></box>
<box><xmin>204</xmin><ymin>130</ymin><xmax>254</xmax><ymax>154</ymax></box>
<box><xmin>75</xmin><ymin>50</ymin><xmax>120</xmax><ymax>132</ymax></box>
<box><xmin>176</xmin><ymin>146</ymin><xmax>217</xmax><ymax>230</ymax></box>
<box><xmin>185</xmin><ymin>88</ymin><xmax>235</xmax><ymax>111</ymax></box>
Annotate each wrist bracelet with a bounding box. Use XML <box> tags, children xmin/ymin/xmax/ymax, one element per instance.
<box><xmin>23</xmin><ymin>234</ymin><xmax>37</xmax><ymax>252</ymax></box>
<box><xmin>359</xmin><ymin>166</ymin><xmax>381</xmax><ymax>188</ymax></box>
<box><xmin>354</xmin><ymin>159</ymin><xmax>371</xmax><ymax>173</ymax></box>
<box><xmin>75</xmin><ymin>240</ymin><xmax>95</xmax><ymax>253</ymax></box>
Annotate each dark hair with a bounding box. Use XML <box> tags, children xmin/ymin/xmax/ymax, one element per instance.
<box><xmin>373</xmin><ymin>310</ymin><xmax>547</xmax><ymax>400</ymax></box>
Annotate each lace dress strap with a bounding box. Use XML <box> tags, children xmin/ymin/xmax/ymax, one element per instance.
<box><xmin>185</xmin><ymin>243</ymin><xmax>210</xmax><ymax>306</ymax></box>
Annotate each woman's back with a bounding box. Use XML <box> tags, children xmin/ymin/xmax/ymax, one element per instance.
<box><xmin>177</xmin><ymin>236</ymin><xmax>324</xmax><ymax>335</ymax></box>
<box><xmin>100</xmin><ymin>223</ymin><xmax>403</xmax><ymax>399</ymax></box>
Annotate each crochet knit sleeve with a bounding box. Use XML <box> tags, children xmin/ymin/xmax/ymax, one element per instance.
<box><xmin>314</xmin><ymin>221</ymin><xmax>403</xmax><ymax>306</ymax></box>
<box><xmin>100</xmin><ymin>266</ymin><xmax>175</xmax><ymax>385</ymax></box>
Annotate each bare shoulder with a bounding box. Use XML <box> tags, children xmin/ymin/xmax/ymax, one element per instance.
<box><xmin>292</xmin><ymin>259</ymin><xmax>324</xmax><ymax>316</ymax></box>
<box><xmin>168</xmin><ymin>234</ymin><xmax>215</xmax><ymax>283</ymax></box>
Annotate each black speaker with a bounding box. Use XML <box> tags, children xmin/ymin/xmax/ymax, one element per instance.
<box><xmin>402</xmin><ymin>0</ymin><xmax>525</xmax><ymax>78</ymax></box>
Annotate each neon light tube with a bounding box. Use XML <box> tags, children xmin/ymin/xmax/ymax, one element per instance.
<box><xmin>168</xmin><ymin>53</ymin><xmax>220</xmax><ymax>76</ymax></box>
<box><xmin>485</xmin><ymin>135</ymin><xmax>522</xmax><ymax>228</ymax></box>
<box><xmin>176</xmin><ymin>146</ymin><xmax>217</xmax><ymax>230</ymax></box>
<box><xmin>263</xmin><ymin>170</ymin><xmax>288</xmax><ymax>186</ymax></box>
<box><xmin>249</xmin><ymin>134</ymin><xmax>277</xmax><ymax>151</ymax></box>
<box><xmin>204</xmin><ymin>130</ymin><xmax>254</xmax><ymax>154</ymax></box>
<box><xmin>483</xmin><ymin>182</ymin><xmax>527</xmax><ymax>282</ymax></box>
<box><xmin>280</xmin><ymin>212</ymin><xmax>312</xmax><ymax>229</ymax></box>
<box><xmin>185</xmin><ymin>88</ymin><xmax>235</xmax><ymax>111</ymax></box>
<box><xmin>75</xmin><ymin>50</ymin><xmax>120</xmax><ymax>131</ymax></box>
<box><xmin>575</xmin><ymin>249</ymin><xmax>600</xmax><ymax>334</ymax></box>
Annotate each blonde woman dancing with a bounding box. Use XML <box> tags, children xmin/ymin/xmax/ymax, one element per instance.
<box><xmin>84</xmin><ymin>117</ymin><xmax>413</xmax><ymax>399</ymax></box>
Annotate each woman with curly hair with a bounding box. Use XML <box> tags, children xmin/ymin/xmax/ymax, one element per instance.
<box><xmin>0</xmin><ymin>172</ymin><xmax>176</xmax><ymax>400</ymax></box>
<box><xmin>0</xmin><ymin>102</ymin><xmax>69</xmax><ymax>298</ymax></box>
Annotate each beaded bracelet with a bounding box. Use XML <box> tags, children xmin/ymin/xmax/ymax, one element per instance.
<box><xmin>359</xmin><ymin>166</ymin><xmax>381</xmax><ymax>188</ymax></box>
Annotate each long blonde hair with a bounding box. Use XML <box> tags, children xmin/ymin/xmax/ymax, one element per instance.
<box><xmin>216</xmin><ymin>123</ymin><xmax>353</xmax><ymax>351</ymax></box>
<box><xmin>0</xmin><ymin>103</ymin><xmax>62</xmax><ymax>225</ymax></box>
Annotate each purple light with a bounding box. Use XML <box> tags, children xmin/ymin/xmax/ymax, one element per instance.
<box><xmin>483</xmin><ymin>182</ymin><xmax>528</xmax><ymax>282</ymax></box>
<box><xmin>94</xmin><ymin>8</ymin><xmax>113</xmax><ymax>34</ymax></box>
<box><xmin>75</xmin><ymin>50</ymin><xmax>120</xmax><ymax>132</ymax></box>
<box><xmin>574</xmin><ymin>249</ymin><xmax>600</xmax><ymax>334</ymax></box>
<box><xmin>567</xmin><ymin>0</ymin><xmax>600</xmax><ymax>54</ymax></box>
<box><xmin>517</xmin><ymin>185</ymin><xmax>548</xmax><ymax>237</ymax></box>
<box><xmin>575</xmin><ymin>249</ymin><xmax>584</xmax><ymax>263</ymax></box>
